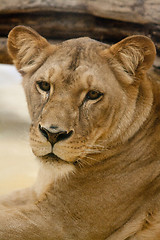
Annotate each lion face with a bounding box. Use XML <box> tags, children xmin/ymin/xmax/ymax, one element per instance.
<box><xmin>8</xmin><ymin>26</ymin><xmax>156</xmax><ymax>166</ymax></box>
<box><xmin>25</xmin><ymin>45</ymin><xmax>125</xmax><ymax>164</ymax></box>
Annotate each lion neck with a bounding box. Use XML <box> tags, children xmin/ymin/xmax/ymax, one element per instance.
<box><xmin>33</xmin><ymin>161</ymin><xmax>75</xmax><ymax>199</ymax></box>
<box><xmin>32</xmin><ymin>115</ymin><xmax>160</xmax><ymax>239</ymax></box>
<box><xmin>33</xmin><ymin>138</ymin><xmax>160</xmax><ymax>239</ymax></box>
<box><xmin>34</xmin><ymin>78</ymin><xmax>160</xmax><ymax>199</ymax></box>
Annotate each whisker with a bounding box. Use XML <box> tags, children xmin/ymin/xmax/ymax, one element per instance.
<box><xmin>85</xmin><ymin>156</ymin><xmax>99</xmax><ymax>162</ymax></box>
<box><xmin>87</xmin><ymin>144</ymin><xmax>105</xmax><ymax>149</ymax></box>
<box><xmin>30</xmin><ymin>138</ymin><xmax>44</xmax><ymax>144</ymax></box>
<box><xmin>84</xmin><ymin>148</ymin><xmax>101</xmax><ymax>153</ymax></box>
<box><xmin>76</xmin><ymin>159</ymin><xmax>86</xmax><ymax>168</ymax></box>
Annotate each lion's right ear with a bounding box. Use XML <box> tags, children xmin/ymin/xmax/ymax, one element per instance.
<box><xmin>8</xmin><ymin>26</ymin><xmax>54</xmax><ymax>75</ymax></box>
<box><xmin>109</xmin><ymin>35</ymin><xmax>156</xmax><ymax>75</ymax></box>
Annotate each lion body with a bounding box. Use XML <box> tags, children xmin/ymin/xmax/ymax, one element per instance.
<box><xmin>0</xmin><ymin>26</ymin><xmax>160</xmax><ymax>239</ymax></box>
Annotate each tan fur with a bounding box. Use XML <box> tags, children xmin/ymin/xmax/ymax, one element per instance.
<box><xmin>1</xmin><ymin>25</ymin><xmax>160</xmax><ymax>239</ymax></box>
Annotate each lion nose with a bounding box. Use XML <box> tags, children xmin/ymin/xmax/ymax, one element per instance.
<box><xmin>39</xmin><ymin>124</ymin><xmax>73</xmax><ymax>146</ymax></box>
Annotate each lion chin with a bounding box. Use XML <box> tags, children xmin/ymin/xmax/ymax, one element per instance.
<box><xmin>40</xmin><ymin>152</ymin><xmax>62</xmax><ymax>161</ymax></box>
<box><xmin>40</xmin><ymin>152</ymin><xmax>77</xmax><ymax>164</ymax></box>
<box><xmin>1</xmin><ymin>25</ymin><xmax>160</xmax><ymax>240</ymax></box>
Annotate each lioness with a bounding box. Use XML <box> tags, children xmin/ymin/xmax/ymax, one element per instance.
<box><xmin>0</xmin><ymin>25</ymin><xmax>160</xmax><ymax>240</ymax></box>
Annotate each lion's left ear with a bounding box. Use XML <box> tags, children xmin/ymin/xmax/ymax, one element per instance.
<box><xmin>109</xmin><ymin>35</ymin><xmax>156</xmax><ymax>75</ymax></box>
<box><xmin>7</xmin><ymin>26</ymin><xmax>54</xmax><ymax>75</ymax></box>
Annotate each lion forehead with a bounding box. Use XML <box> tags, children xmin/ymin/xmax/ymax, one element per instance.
<box><xmin>33</xmin><ymin>49</ymin><xmax>113</xmax><ymax>91</ymax></box>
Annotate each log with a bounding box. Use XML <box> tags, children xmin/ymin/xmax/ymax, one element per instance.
<box><xmin>0</xmin><ymin>0</ymin><xmax>160</xmax><ymax>66</ymax></box>
<box><xmin>0</xmin><ymin>12</ymin><xmax>160</xmax><ymax>57</ymax></box>
<box><xmin>1</xmin><ymin>0</ymin><xmax>160</xmax><ymax>25</ymax></box>
<box><xmin>1</xmin><ymin>36</ymin><xmax>159</xmax><ymax>82</ymax></box>
<box><xmin>0</xmin><ymin>38</ymin><xmax>12</xmax><ymax>64</ymax></box>
<box><xmin>0</xmin><ymin>12</ymin><xmax>150</xmax><ymax>40</ymax></box>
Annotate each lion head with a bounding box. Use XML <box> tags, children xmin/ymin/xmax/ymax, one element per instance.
<box><xmin>7</xmin><ymin>26</ymin><xmax>156</xmax><ymax>167</ymax></box>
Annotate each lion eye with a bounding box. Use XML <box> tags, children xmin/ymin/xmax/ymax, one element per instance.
<box><xmin>86</xmin><ymin>90</ymin><xmax>103</xmax><ymax>100</ymax></box>
<box><xmin>37</xmin><ymin>81</ymin><xmax>50</xmax><ymax>92</ymax></box>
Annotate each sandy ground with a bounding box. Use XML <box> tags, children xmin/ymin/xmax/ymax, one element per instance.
<box><xmin>0</xmin><ymin>64</ymin><xmax>39</xmax><ymax>195</ymax></box>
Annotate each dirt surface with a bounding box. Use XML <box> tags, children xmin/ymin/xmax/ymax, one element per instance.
<box><xmin>0</xmin><ymin>64</ymin><xmax>38</xmax><ymax>196</ymax></box>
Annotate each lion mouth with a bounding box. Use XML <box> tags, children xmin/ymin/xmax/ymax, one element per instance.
<box><xmin>40</xmin><ymin>152</ymin><xmax>78</xmax><ymax>165</ymax></box>
<box><xmin>41</xmin><ymin>152</ymin><xmax>62</xmax><ymax>162</ymax></box>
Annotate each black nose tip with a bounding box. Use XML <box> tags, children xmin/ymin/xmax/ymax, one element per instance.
<box><xmin>39</xmin><ymin>124</ymin><xmax>73</xmax><ymax>146</ymax></box>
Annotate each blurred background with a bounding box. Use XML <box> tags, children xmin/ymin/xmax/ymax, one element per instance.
<box><xmin>0</xmin><ymin>64</ymin><xmax>38</xmax><ymax>195</ymax></box>
<box><xmin>0</xmin><ymin>0</ymin><xmax>160</xmax><ymax>195</ymax></box>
